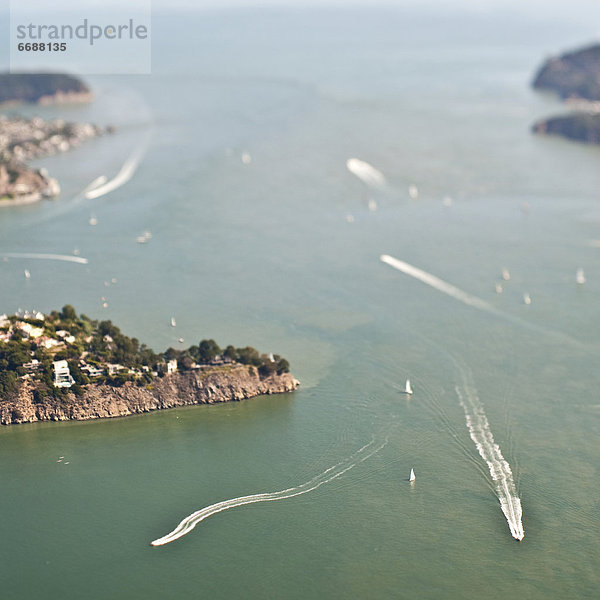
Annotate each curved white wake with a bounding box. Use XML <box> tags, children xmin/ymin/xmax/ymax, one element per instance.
<box><xmin>85</xmin><ymin>141</ymin><xmax>148</xmax><ymax>200</ymax></box>
<box><xmin>455</xmin><ymin>377</ymin><xmax>524</xmax><ymax>541</ymax></box>
<box><xmin>150</xmin><ymin>438</ymin><xmax>387</xmax><ymax>546</ymax></box>
<box><xmin>346</xmin><ymin>158</ymin><xmax>387</xmax><ymax>189</ymax></box>
<box><xmin>2</xmin><ymin>252</ymin><xmax>88</xmax><ymax>264</ymax></box>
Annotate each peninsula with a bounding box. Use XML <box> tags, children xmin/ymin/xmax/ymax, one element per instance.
<box><xmin>0</xmin><ymin>72</ymin><xmax>92</xmax><ymax>105</ymax></box>
<box><xmin>532</xmin><ymin>44</ymin><xmax>600</xmax><ymax>102</ymax></box>
<box><xmin>0</xmin><ymin>306</ymin><xmax>299</xmax><ymax>425</ymax></box>
<box><xmin>0</xmin><ymin>115</ymin><xmax>109</xmax><ymax>206</ymax></box>
<box><xmin>532</xmin><ymin>112</ymin><xmax>600</xmax><ymax>145</ymax></box>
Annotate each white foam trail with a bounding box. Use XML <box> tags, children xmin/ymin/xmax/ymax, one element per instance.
<box><xmin>455</xmin><ymin>376</ymin><xmax>524</xmax><ymax>541</ymax></box>
<box><xmin>2</xmin><ymin>252</ymin><xmax>88</xmax><ymax>264</ymax></box>
<box><xmin>82</xmin><ymin>175</ymin><xmax>108</xmax><ymax>195</ymax></box>
<box><xmin>85</xmin><ymin>141</ymin><xmax>148</xmax><ymax>199</ymax></box>
<box><xmin>380</xmin><ymin>254</ymin><xmax>583</xmax><ymax>347</ymax></box>
<box><xmin>346</xmin><ymin>158</ymin><xmax>386</xmax><ymax>189</ymax></box>
<box><xmin>151</xmin><ymin>438</ymin><xmax>387</xmax><ymax>546</ymax></box>
<box><xmin>380</xmin><ymin>254</ymin><xmax>496</xmax><ymax>313</ymax></box>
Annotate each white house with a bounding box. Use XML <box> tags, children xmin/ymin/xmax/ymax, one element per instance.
<box><xmin>53</xmin><ymin>360</ymin><xmax>75</xmax><ymax>388</ymax></box>
<box><xmin>17</xmin><ymin>322</ymin><xmax>44</xmax><ymax>339</ymax></box>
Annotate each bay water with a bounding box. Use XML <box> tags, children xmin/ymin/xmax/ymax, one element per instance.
<box><xmin>1</xmin><ymin>5</ymin><xmax>600</xmax><ymax>598</ymax></box>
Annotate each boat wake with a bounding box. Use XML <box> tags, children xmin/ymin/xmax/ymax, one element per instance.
<box><xmin>380</xmin><ymin>254</ymin><xmax>582</xmax><ymax>347</ymax></box>
<box><xmin>455</xmin><ymin>370</ymin><xmax>524</xmax><ymax>541</ymax></box>
<box><xmin>1</xmin><ymin>252</ymin><xmax>88</xmax><ymax>264</ymax></box>
<box><xmin>85</xmin><ymin>137</ymin><xmax>149</xmax><ymax>200</ymax></box>
<box><xmin>346</xmin><ymin>158</ymin><xmax>387</xmax><ymax>190</ymax></box>
<box><xmin>150</xmin><ymin>437</ymin><xmax>387</xmax><ymax>546</ymax></box>
<box><xmin>380</xmin><ymin>254</ymin><xmax>496</xmax><ymax>313</ymax></box>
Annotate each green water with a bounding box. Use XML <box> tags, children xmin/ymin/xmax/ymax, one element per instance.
<box><xmin>1</xmin><ymin>5</ymin><xmax>600</xmax><ymax>598</ymax></box>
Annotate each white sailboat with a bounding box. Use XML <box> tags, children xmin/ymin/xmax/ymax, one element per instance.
<box><xmin>576</xmin><ymin>268</ymin><xmax>586</xmax><ymax>284</ymax></box>
<box><xmin>523</xmin><ymin>292</ymin><xmax>531</xmax><ymax>305</ymax></box>
<box><xmin>502</xmin><ymin>268</ymin><xmax>510</xmax><ymax>281</ymax></box>
<box><xmin>404</xmin><ymin>379</ymin><xmax>413</xmax><ymax>395</ymax></box>
<box><xmin>170</xmin><ymin>317</ymin><xmax>176</xmax><ymax>327</ymax></box>
<box><xmin>409</xmin><ymin>468</ymin><xmax>416</xmax><ymax>482</ymax></box>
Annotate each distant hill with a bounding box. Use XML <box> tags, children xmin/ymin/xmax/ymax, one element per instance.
<box><xmin>532</xmin><ymin>44</ymin><xmax>600</xmax><ymax>101</ymax></box>
<box><xmin>532</xmin><ymin>113</ymin><xmax>600</xmax><ymax>145</ymax></box>
<box><xmin>0</xmin><ymin>73</ymin><xmax>91</xmax><ymax>105</ymax></box>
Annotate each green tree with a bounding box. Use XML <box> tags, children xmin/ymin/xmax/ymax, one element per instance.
<box><xmin>236</xmin><ymin>346</ymin><xmax>261</xmax><ymax>366</ymax></box>
<box><xmin>223</xmin><ymin>345</ymin><xmax>237</xmax><ymax>361</ymax></box>
<box><xmin>276</xmin><ymin>358</ymin><xmax>290</xmax><ymax>374</ymax></box>
<box><xmin>197</xmin><ymin>339</ymin><xmax>221</xmax><ymax>363</ymax></box>
<box><xmin>61</xmin><ymin>304</ymin><xmax>77</xmax><ymax>321</ymax></box>
<box><xmin>0</xmin><ymin>371</ymin><xmax>18</xmax><ymax>394</ymax></box>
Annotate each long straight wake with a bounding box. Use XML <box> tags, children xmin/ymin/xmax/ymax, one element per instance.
<box><xmin>1</xmin><ymin>252</ymin><xmax>88</xmax><ymax>264</ymax></box>
<box><xmin>380</xmin><ymin>254</ymin><xmax>582</xmax><ymax>347</ymax></box>
<box><xmin>150</xmin><ymin>438</ymin><xmax>387</xmax><ymax>546</ymax></box>
<box><xmin>380</xmin><ymin>254</ymin><xmax>496</xmax><ymax>313</ymax></box>
<box><xmin>455</xmin><ymin>376</ymin><xmax>524</xmax><ymax>541</ymax></box>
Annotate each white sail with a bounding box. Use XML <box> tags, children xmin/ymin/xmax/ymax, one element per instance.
<box><xmin>405</xmin><ymin>379</ymin><xmax>413</xmax><ymax>394</ymax></box>
<box><xmin>170</xmin><ymin>317</ymin><xmax>176</xmax><ymax>327</ymax></box>
<box><xmin>576</xmin><ymin>268</ymin><xmax>586</xmax><ymax>284</ymax></box>
<box><xmin>409</xmin><ymin>468</ymin><xmax>416</xmax><ymax>482</ymax></box>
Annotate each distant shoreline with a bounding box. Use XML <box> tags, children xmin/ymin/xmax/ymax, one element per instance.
<box><xmin>0</xmin><ymin>73</ymin><xmax>92</xmax><ymax>106</ymax></box>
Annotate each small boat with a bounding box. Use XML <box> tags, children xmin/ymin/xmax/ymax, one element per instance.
<box><xmin>89</xmin><ymin>215</ymin><xmax>98</xmax><ymax>226</ymax></box>
<box><xmin>170</xmin><ymin>317</ymin><xmax>176</xmax><ymax>327</ymax></box>
<box><xmin>408</xmin><ymin>184</ymin><xmax>419</xmax><ymax>200</ymax></box>
<box><xmin>523</xmin><ymin>293</ymin><xmax>531</xmax><ymax>305</ymax></box>
<box><xmin>495</xmin><ymin>283</ymin><xmax>503</xmax><ymax>294</ymax></box>
<box><xmin>24</xmin><ymin>269</ymin><xmax>30</xmax><ymax>279</ymax></box>
<box><xmin>502</xmin><ymin>268</ymin><xmax>510</xmax><ymax>281</ymax></box>
<box><xmin>576</xmin><ymin>268</ymin><xmax>586</xmax><ymax>285</ymax></box>
<box><xmin>409</xmin><ymin>468</ymin><xmax>416</xmax><ymax>482</ymax></box>
<box><xmin>136</xmin><ymin>231</ymin><xmax>152</xmax><ymax>244</ymax></box>
<box><xmin>404</xmin><ymin>379</ymin><xmax>413</xmax><ymax>395</ymax></box>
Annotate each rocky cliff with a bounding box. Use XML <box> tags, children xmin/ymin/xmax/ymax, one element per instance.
<box><xmin>0</xmin><ymin>366</ymin><xmax>299</xmax><ymax>425</ymax></box>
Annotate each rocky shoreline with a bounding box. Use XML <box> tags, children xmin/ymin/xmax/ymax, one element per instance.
<box><xmin>0</xmin><ymin>365</ymin><xmax>299</xmax><ymax>425</ymax></box>
<box><xmin>0</xmin><ymin>115</ymin><xmax>109</xmax><ymax>205</ymax></box>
